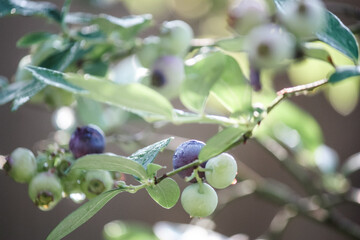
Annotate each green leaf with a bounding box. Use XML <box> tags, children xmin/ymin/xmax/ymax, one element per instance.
<box><xmin>316</xmin><ymin>12</ymin><xmax>359</xmax><ymax>63</ymax></box>
<box><xmin>199</xmin><ymin>127</ymin><xmax>248</xmax><ymax>161</ymax></box>
<box><xmin>38</xmin><ymin>41</ymin><xmax>85</xmax><ymax>72</ymax></box>
<box><xmin>13</xmin><ymin>41</ymin><xmax>84</xmax><ymax>110</ymax></box>
<box><xmin>16</xmin><ymin>32</ymin><xmax>53</xmax><ymax>48</ymax></box>
<box><xmin>146</xmin><ymin>163</ymin><xmax>164</xmax><ymax>177</ymax></box>
<box><xmin>181</xmin><ymin>51</ymin><xmax>226</xmax><ymax>113</ymax></box>
<box><xmin>146</xmin><ymin>178</ymin><xmax>180</xmax><ymax>209</ymax></box>
<box><xmin>0</xmin><ymin>81</ymin><xmax>27</xmax><ymax>105</ymax></box>
<box><xmin>215</xmin><ymin>37</ymin><xmax>244</xmax><ymax>52</ymax></box>
<box><xmin>72</xmin><ymin>154</ymin><xmax>148</xmax><ymax>180</ymax></box>
<box><xmin>25</xmin><ymin>66</ymin><xmax>85</xmax><ymax>93</ymax></box>
<box><xmin>0</xmin><ymin>0</ymin><xmax>61</xmax><ymax>22</ymax></box>
<box><xmin>46</xmin><ymin>189</ymin><xmax>123</xmax><ymax>240</ymax></box>
<box><xmin>129</xmin><ymin>138</ymin><xmax>173</xmax><ymax>169</ymax></box>
<box><xmin>275</xmin><ymin>0</ymin><xmax>359</xmax><ymax>63</ymax></box>
<box><xmin>303</xmin><ymin>43</ymin><xmax>334</xmax><ymax>66</ymax></box>
<box><xmin>92</xmin><ymin>14</ymin><xmax>152</xmax><ymax>40</ymax></box>
<box><xmin>65</xmin><ymin>73</ymin><xmax>174</xmax><ymax>119</ymax></box>
<box><xmin>210</xmin><ymin>55</ymin><xmax>251</xmax><ymax>113</ymax></box>
<box><xmin>11</xmin><ymin>80</ymin><xmax>46</xmax><ymax>111</ymax></box>
<box><xmin>328</xmin><ymin>66</ymin><xmax>360</xmax><ymax>84</ymax></box>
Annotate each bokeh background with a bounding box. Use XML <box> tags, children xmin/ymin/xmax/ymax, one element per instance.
<box><xmin>1</xmin><ymin>0</ymin><xmax>360</xmax><ymax>239</ymax></box>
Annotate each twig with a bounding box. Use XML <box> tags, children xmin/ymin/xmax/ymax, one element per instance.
<box><xmin>267</xmin><ymin>79</ymin><xmax>328</xmax><ymax>113</ymax></box>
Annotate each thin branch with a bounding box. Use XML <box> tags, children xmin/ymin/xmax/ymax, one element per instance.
<box><xmin>267</xmin><ymin>79</ymin><xmax>328</xmax><ymax>113</ymax></box>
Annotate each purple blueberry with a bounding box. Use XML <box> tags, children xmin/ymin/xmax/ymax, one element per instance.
<box><xmin>150</xmin><ymin>55</ymin><xmax>185</xmax><ymax>99</ymax></box>
<box><xmin>172</xmin><ymin>140</ymin><xmax>206</xmax><ymax>182</ymax></box>
<box><xmin>69</xmin><ymin>125</ymin><xmax>105</xmax><ymax>159</ymax></box>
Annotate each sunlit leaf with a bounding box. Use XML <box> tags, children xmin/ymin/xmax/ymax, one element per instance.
<box><xmin>181</xmin><ymin>51</ymin><xmax>226</xmax><ymax>113</ymax></box>
<box><xmin>199</xmin><ymin>126</ymin><xmax>248</xmax><ymax>161</ymax></box>
<box><xmin>210</xmin><ymin>55</ymin><xmax>251</xmax><ymax>113</ymax></box>
<box><xmin>146</xmin><ymin>178</ymin><xmax>180</xmax><ymax>209</ymax></box>
<box><xmin>72</xmin><ymin>154</ymin><xmax>148</xmax><ymax>180</ymax></box>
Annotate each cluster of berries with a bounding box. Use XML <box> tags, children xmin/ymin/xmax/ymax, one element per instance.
<box><xmin>173</xmin><ymin>140</ymin><xmax>238</xmax><ymax>217</ymax></box>
<box><xmin>3</xmin><ymin>125</ymin><xmax>114</xmax><ymax>210</ymax></box>
<box><xmin>228</xmin><ymin>0</ymin><xmax>326</xmax><ymax>89</ymax></box>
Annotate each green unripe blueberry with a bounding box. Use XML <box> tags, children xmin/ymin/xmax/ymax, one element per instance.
<box><xmin>160</xmin><ymin>20</ymin><xmax>193</xmax><ymax>57</ymax></box>
<box><xmin>205</xmin><ymin>153</ymin><xmax>237</xmax><ymax>189</ymax></box>
<box><xmin>136</xmin><ymin>36</ymin><xmax>162</xmax><ymax>68</ymax></box>
<box><xmin>245</xmin><ymin>24</ymin><xmax>295</xmax><ymax>69</ymax></box>
<box><xmin>280</xmin><ymin>0</ymin><xmax>326</xmax><ymax>38</ymax></box>
<box><xmin>61</xmin><ymin>169</ymin><xmax>84</xmax><ymax>197</ymax></box>
<box><xmin>181</xmin><ymin>183</ymin><xmax>218</xmax><ymax>217</ymax></box>
<box><xmin>228</xmin><ymin>0</ymin><xmax>269</xmax><ymax>35</ymax></box>
<box><xmin>81</xmin><ymin>170</ymin><xmax>114</xmax><ymax>199</ymax></box>
<box><xmin>28</xmin><ymin>172</ymin><xmax>63</xmax><ymax>211</ymax></box>
<box><xmin>5</xmin><ymin>147</ymin><xmax>37</xmax><ymax>183</ymax></box>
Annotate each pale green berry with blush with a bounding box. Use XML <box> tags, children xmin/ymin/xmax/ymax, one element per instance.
<box><xmin>205</xmin><ymin>153</ymin><xmax>237</xmax><ymax>189</ymax></box>
<box><xmin>136</xmin><ymin>36</ymin><xmax>162</xmax><ymax>68</ymax></box>
<box><xmin>181</xmin><ymin>183</ymin><xmax>218</xmax><ymax>217</ymax></box>
<box><xmin>160</xmin><ymin>20</ymin><xmax>193</xmax><ymax>57</ymax></box>
<box><xmin>4</xmin><ymin>147</ymin><xmax>37</xmax><ymax>183</ymax></box>
<box><xmin>228</xmin><ymin>0</ymin><xmax>269</xmax><ymax>35</ymax></box>
<box><xmin>245</xmin><ymin>24</ymin><xmax>295</xmax><ymax>69</ymax></box>
<box><xmin>280</xmin><ymin>0</ymin><xmax>326</xmax><ymax>38</ymax></box>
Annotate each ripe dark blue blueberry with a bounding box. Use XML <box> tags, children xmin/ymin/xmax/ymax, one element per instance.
<box><xmin>69</xmin><ymin>125</ymin><xmax>105</xmax><ymax>159</ymax></box>
<box><xmin>172</xmin><ymin>140</ymin><xmax>206</xmax><ymax>181</ymax></box>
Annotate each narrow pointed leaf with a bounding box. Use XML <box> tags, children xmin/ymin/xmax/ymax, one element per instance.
<box><xmin>0</xmin><ymin>81</ymin><xmax>27</xmax><ymax>105</ymax></box>
<box><xmin>129</xmin><ymin>138</ymin><xmax>173</xmax><ymax>169</ymax></box>
<box><xmin>72</xmin><ymin>154</ymin><xmax>148</xmax><ymax>180</ymax></box>
<box><xmin>65</xmin><ymin>73</ymin><xmax>174</xmax><ymax>119</ymax></box>
<box><xmin>46</xmin><ymin>189</ymin><xmax>123</xmax><ymax>240</ymax></box>
<box><xmin>11</xmin><ymin>80</ymin><xmax>46</xmax><ymax>111</ymax></box>
<box><xmin>25</xmin><ymin>66</ymin><xmax>84</xmax><ymax>93</ymax></box>
<box><xmin>199</xmin><ymin>127</ymin><xmax>248</xmax><ymax>161</ymax></box>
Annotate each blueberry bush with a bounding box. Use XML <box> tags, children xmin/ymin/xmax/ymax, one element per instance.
<box><xmin>1</xmin><ymin>0</ymin><xmax>360</xmax><ymax>239</ymax></box>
